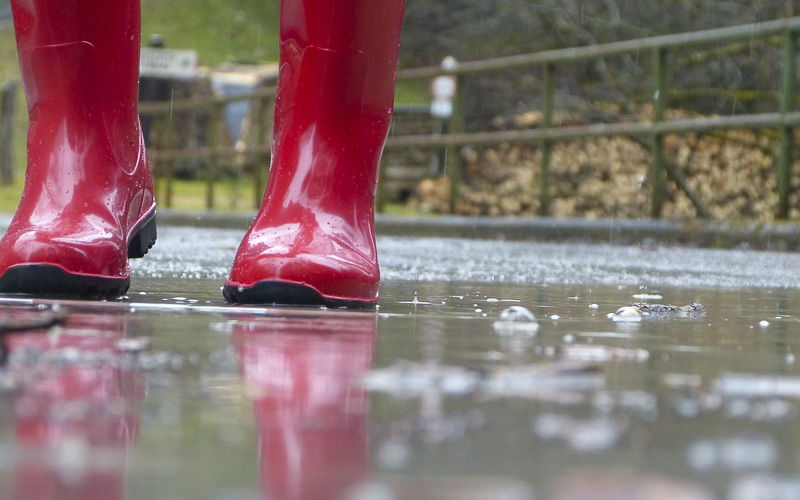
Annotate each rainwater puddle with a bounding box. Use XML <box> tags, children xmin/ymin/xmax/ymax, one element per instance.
<box><xmin>0</xmin><ymin>278</ymin><xmax>799</xmax><ymax>499</ymax></box>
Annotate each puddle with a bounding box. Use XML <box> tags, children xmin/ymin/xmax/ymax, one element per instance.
<box><xmin>0</xmin><ymin>278</ymin><xmax>798</xmax><ymax>498</ymax></box>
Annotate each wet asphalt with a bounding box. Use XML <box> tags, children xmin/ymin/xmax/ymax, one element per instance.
<box><xmin>125</xmin><ymin>210</ymin><xmax>800</xmax><ymax>291</ymax></box>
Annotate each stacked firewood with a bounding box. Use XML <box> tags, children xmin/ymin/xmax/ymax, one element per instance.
<box><xmin>408</xmin><ymin>111</ymin><xmax>790</xmax><ymax>221</ymax></box>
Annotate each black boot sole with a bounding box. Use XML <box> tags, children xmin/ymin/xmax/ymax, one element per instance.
<box><xmin>223</xmin><ymin>280</ymin><xmax>377</xmax><ymax>309</ymax></box>
<box><xmin>0</xmin><ymin>211</ymin><xmax>157</xmax><ymax>299</ymax></box>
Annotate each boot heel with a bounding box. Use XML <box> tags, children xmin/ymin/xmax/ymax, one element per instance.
<box><xmin>127</xmin><ymin>210</ymin><xmax>157</xmax><ymax>258</ymax></box>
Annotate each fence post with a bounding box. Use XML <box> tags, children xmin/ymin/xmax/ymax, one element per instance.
<box><xmin>778</xmin><ymin>27</ymin><xmax>798</xmax><ymax>219</ymax></box>
<box><xmin>650</xmin><ymin>47</ymin><xmax>668</xmax><ymax>218</ymax></box>
<box><xmin>163</xmin><ymin>115</ymin><xmax>177</xmax><ymax>209</ymax></box>
<box><xmin>251</xmin><ymin>93</ymin><xmax>272</xmax><ymax>209</ymax></box>
<box><xmin>0</xmin><ymin>79</ymin><xmax>17</xmax><ymax>186</ymax></box>
<box><xmin>204</xmin><ymin>103</ymin><xmax>223</xmax><ymax>210</ymax></box>
<box><xmin>539</xmin><ymin>62</ymin><xmax>555</xmax><ymax>216</ymax></box>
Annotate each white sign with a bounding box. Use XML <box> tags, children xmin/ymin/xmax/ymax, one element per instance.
<box><xmin>431</xmin><ymin>99</ymin><xmax>453</xmax><ymax>118</ymax></box>
<box><xmin>431</xmin><ymin>75</ymin><xmax>457</xmax><ymax>100</ymax></box>
<box><xmin>140</xmin><ymin>47</ymin><xmax>199</xmax><ymax>79</ymax></box>
<box><xmin>430</xmin><ymin>75</ymin><xmax>457</xmax><ymax>118</ymax></box>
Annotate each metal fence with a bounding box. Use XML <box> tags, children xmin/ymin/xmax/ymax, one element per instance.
<box><xmin>391</xmin><ymin>16</ymin><xmax>800</xmax><ymax>219</ymax></box>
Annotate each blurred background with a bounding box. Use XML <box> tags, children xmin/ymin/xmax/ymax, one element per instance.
<box><xmin>0</xmin><ymin>0</ymin><xmax>797</xmax><ymax>221</ymax></box>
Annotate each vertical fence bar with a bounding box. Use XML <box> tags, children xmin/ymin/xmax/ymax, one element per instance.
<box><xmin>651</xmin><ymin>47</ymin><xmax>668</xmax><ymax>218</ymax></box>
<box><xmin>539</xmin><ymin>62</ymin><xmax>555</xmax><ymax>216</ymax></box>
<box><xmin>0</xmin><ymin>79</ymin><xmax>17</xmax><ymax>186</ymax></box>
<box><xmin>163</xmin><ymin>115</ymin><xmax>177</xmax><ymax>209</ymax></box>
<box><xmin>205</xmin><ymin>103</ymin><xmax>222</xmax><ymax>210</ymax></box>
<box><xmin>447</xmin><ymin>75</ymin><xmax>464</xmax><ymax>214</ymax></box>
<box><xmin>251</xmin><ymin>94</ymin><xmax>271</xmax><ymax>209</ymax></box>
<box><xmin>778</xmin><ymin>28</ymin><xmax>798</xmax><ymax>219</ymax></box>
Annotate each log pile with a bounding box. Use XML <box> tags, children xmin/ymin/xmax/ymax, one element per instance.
<box><xmin>408</xmin><ymin>109</ymin><xmax>794</xmax><ymax>221</ymax></box>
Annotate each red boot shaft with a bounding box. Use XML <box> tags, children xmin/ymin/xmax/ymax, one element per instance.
<box><xmin>0</xmin><ymin>0</ymin><xmax>156</xmax><ymax>298</ymax></box>
<box><xmin>224</xmin><ymin>0</ymin><xmax>405</xmax><ymax>307</ymax></box>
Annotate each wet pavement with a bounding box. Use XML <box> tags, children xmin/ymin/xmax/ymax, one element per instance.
<box><xmin>1</xmin><ymin>217</ymin><xmax>800</xmax><ymax>499</ymax></box>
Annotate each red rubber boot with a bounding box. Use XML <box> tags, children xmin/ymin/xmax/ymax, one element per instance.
<box><xmin>223</xmin><ymin>0</ymin><xmax>406</xmax><ymax>307</ymax></box>
<box><xmin>0</xmin><ymin>0</ymin><xmax>156</xmax><ymax>299</ymax></box>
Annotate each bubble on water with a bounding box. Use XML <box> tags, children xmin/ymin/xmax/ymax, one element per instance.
<box><xmin>493</xmin><ymin>306</ymin><xmax>539</xmax><ymax>336</ymax></box>
<box><xmin>589</xmin><ymin>303</ymin><xmax>599</xmax><ymax>309</ymax></box>
<box><xmin>498</xmin><ymin>306</ymin><xmax>535</xmax><ymax>322</ymax></box>
<box><xmin>550</xmin><ymin>314</ymin><xmax>561</xmax><ymax>321</ymax></box>
<box><xmin>759</xmin><ymin>320</ymin><xmax>770</xmax><ymax>328</ymax></box>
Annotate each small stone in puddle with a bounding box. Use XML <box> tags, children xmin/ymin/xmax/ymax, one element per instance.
<box><xmin>612</xmin><ymin>306</ymin><xmax>642</xmax><ymax>323</ymax></box>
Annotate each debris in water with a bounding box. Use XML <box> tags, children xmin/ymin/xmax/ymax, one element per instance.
<box><xmin>610</xmin><ymin>303</ymin><xmax>706</xmax><ymax>322</ymax></box>
<box><xmin>493</xmin><ymin>306</ymin><xmax>539</xmax><ymax>336</ymax></box>
<box><xmin>634</xmin><ymin>302</ymin><xmax>707</xmax><ymax>318</ymax></box>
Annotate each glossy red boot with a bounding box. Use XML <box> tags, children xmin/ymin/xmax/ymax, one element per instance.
<box><xmin>223</xmin><ymin>0</ymin><xmax>405</xmax><ymax>308</ymax></box>
<box><xmin>0</xmin><ymin>0</ymin><xmax>156</xmax><ymax>299</ymax></box>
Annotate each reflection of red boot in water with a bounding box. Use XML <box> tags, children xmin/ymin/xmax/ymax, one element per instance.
<box><xmin>234</xmin><ymin>315</ymin><xmax>376</xmax><ymax>499</ymax></box>
<box><xmin>5</xmin><ymin>312</ymin><xmax>143</xmax><ymax>500</ymax></box>
<box><xmin>0</xmin><ymin>0</ymin><xmax>156</xmax><ymax>299</ymax></box>
<box><xmin>224</xmin><ymin>0</ymin><xmax>406</xmax><ymax>307</ymax></box>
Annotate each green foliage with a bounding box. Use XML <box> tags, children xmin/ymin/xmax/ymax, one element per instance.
<box><xmin>141</xmin><ymin>0</ymin><xmax>279</xmax><ymax>65</ymax></box>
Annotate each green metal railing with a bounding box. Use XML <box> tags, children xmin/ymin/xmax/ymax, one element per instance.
<box><xmin>391</xmin><ymin>16</ymin><xmax>800</xmax><ymax>218</ymax></box>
